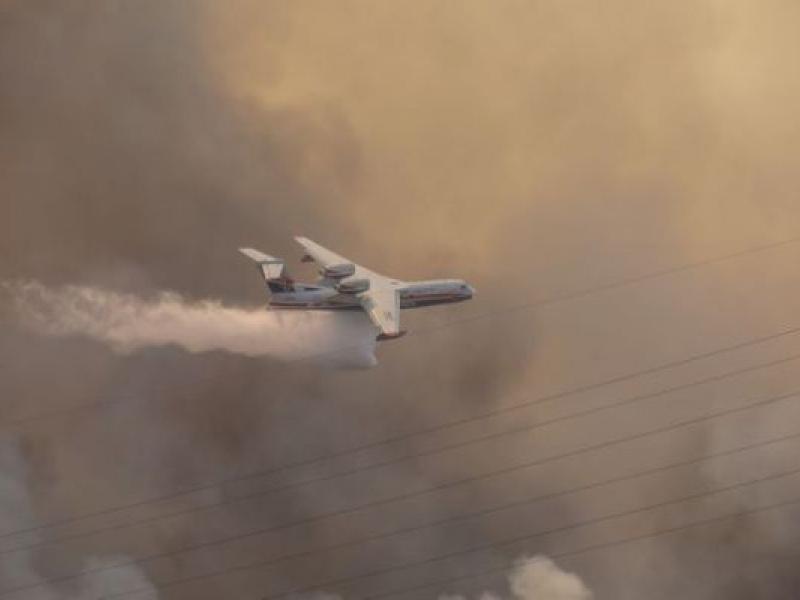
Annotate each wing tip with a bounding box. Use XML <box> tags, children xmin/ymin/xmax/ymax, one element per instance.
<box><xmin>376</xmin><ymin>331</ymin><xmax>407</xmax><ymax>342</ymax></box>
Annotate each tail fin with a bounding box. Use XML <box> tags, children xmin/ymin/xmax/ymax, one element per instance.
<box><xmin>239</xmin><ymin>248</ymin><xmax>294</xmax><ymax>293</ymax></box>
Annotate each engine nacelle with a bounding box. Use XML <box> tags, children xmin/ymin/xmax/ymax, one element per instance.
<box><xmin>321</xmin><ymin>263</ymin><xmax>356</xmax><ymax>279</ymax></box>
<box><xmin>336</xmin><ymin>278</ymin><xmax>370</xmax><ymax>294</ymax></box>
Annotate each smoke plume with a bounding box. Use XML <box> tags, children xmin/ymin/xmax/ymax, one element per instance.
<box><xmin>302</xmin><ymin>555</ymin><xmax>592</xmax><ymax>600</ymax></box>
<box><xmin>440</xmin><ymin>556</ymin><xmax>593</xmax><ymax>600</ymax></box>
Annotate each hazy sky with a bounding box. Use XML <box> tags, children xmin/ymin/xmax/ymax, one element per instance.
<box><xmin>2</xmin><ymin>2</ymin><xmax>800</xmax><ymax>599</ymax></box>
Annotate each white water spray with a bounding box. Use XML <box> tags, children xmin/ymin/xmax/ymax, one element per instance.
<box><xmin>6</xmin><ymin>281</ymin><xmax>379</xmax><ymax>368</ymax></box>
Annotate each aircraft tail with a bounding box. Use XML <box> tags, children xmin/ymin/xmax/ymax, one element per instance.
<box><xmin>239</xmin><ymin>248</ymin><xmax>294</xmax><ymax>293</ymax></box>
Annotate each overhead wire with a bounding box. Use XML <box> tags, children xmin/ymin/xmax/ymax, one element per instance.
<box><xmin>361</xmin><ymin>495</ymin><xmax>800</xmax><ymax>600</ymax></box>
<box><xmin>2</xmin><ymin>234</ymin><xmax>799</xmax><ymax>546</ymax></box>
<box><xmin>105</xmin><ymin>454</ymin><xmax>800</xmax><ymax>599</ymax></box>
<box><xmin>5</xmin><ymin>383</ymin><xmax>800</xmax><ymax>596</ymax></box>
<box><xmin>5</xmin><ymin>342</ymin><xmax>800</xmax><ymax>560</ymax></box>
<box><xmin>9</xmin><ymin>422</ymin><xmax>800</xmax><ymax>597</ymax></box>
<box><xmin>3</xmin><ymin>234</ymin><xmax>800</xmax><ymax>595</ymax></box>
<box><xmin>5</xmin><ymin>320</ymin><xmax>800</xmax><ymax>549</ymax></box>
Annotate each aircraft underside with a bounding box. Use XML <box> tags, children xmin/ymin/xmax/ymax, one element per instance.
<box><xmin>269</xmin><ymin>293</ymin><xmax>471</xmax><ymax>311</ymax></box>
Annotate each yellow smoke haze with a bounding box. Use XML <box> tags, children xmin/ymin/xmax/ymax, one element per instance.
<box><xmin>205</xmin><ymin>0</ymin><xmax>800</xmax><ymax>279</ymax></box>
<box><xmin>3</xmin><ymin>3</ymin><xmax>800</xmax><ymax>598</ymax></box>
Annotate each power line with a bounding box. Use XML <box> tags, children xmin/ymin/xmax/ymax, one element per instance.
<box><xmin>5</xmin><ymin>386</ymin><xmax>799</xmax><ymax>598</ymax></box>
<box><xmin>4</xmin><ymin>347</ymin><xmax>800</xmax><ymax>560</ymax></box>
<box><xmin>2</xmin><ymin>233</ymin><xmax>798</xmax><ymax>544</ymax></box>
<box><xmin>2</xmin><ymin>238</ymin><xmax>798</xmax><ymax>596</ymax></box>
<box><xmin>363</xmin><ymin>496</ymin><xmax>800</xmax><ymax>600</ymax></box>
<box><xmin>5</xmin><ymin>321</ymin><xmax>800</xmax><ymax>550</ymax></box>
<box><xmin>271</xmin><ymin>470</ymin><xmax>800</xmax><ymax>600</ymax></box>
<box><xmin>13</xmin><ymin>425</ymin><xmax>800</xmax><ymax>597</ymax></box>
<box><xmin>106</xmin><ymin>459</ymin><xmax>800</xmax><ymax>599</ymax></box>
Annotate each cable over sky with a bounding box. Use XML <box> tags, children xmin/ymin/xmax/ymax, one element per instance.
<box><xmin>4</xmin><ymin>235</ymin><xmax>800</xmax><ymax>549</ymax></box>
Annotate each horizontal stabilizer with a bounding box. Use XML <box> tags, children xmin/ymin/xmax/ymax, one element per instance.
<box><xmin>238</xmin><ymin>247</ymin><xmax>293</xmax><ymax>292</ymax></box>
<box><xmin>239</xmin><ymin>248</ymin><xmax>278</xmax><ymax>264</ymax></box>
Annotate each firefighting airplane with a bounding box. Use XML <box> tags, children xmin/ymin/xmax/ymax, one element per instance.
<box><xmin>240</xmin><ymin>237</ymin><xmax>474</xmax><ymax>341</ymax></box>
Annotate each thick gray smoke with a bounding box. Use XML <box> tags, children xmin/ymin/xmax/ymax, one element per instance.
<box><xmin>0</xmin><ymin>436</ymin><xmax>160</xmax><ymax>599</ymax></box>
<box><xmin>7</xmin><ymin>281</ymin><xmax>378</xmax><ymax>368</ymax></box>
<box><xmin>3</xmin><ymin>1</ymin><xmax>800</xmax><ymax>599</ymax></box>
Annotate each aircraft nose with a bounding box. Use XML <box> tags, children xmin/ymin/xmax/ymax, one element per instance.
<box><xmin>466</xmin><ymin>284</ymin><xmax>476</xmax><ymax>297</ymax></box>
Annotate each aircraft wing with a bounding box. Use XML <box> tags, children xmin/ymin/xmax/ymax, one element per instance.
<box><xmin>294</xmin><ymin>236</ymin><xmax>386</xmax><ymax>281</ymax></box>
<box><xmin>359</xmin><ymin>287</ymin><xmax>402</xmax><ymax>339</ymax></box>
<box><xmin>294</xmin><ymin>236</ymin><xmax>404</xmax><ymax>339</ymax></box>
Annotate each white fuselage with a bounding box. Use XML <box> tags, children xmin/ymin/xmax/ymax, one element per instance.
<box><xmin>241</xmin><ymin>237</ymin><xmax>474</xmax><ymax>340</ymax></box>
<box><xmin>268</xmin><ymin>279</ymin><xmax>474</xmax><ymax>310</ymax></box>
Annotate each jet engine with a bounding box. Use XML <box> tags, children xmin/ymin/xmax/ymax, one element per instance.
<box><xmin>336</xmin><ymin>278</ymin><xmax>370</xmax><ymax>294</ymax></box>
<box><xmin>321</xmin><ymin>263</ymin><xmax>356</xmax><ymax>279</ymax></box>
